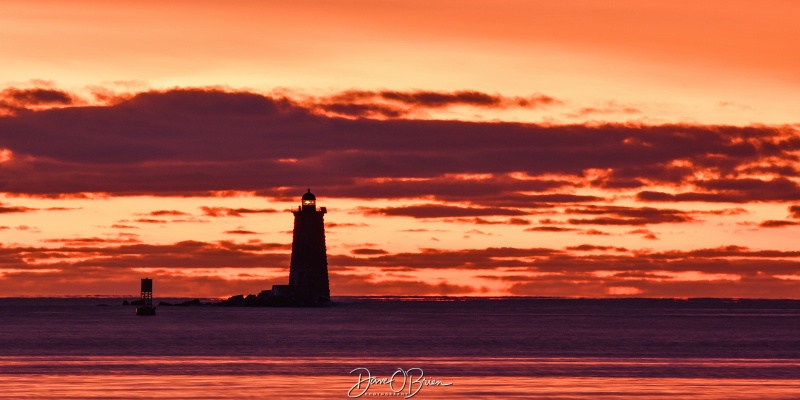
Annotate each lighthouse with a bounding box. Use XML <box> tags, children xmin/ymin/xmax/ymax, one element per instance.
<box><xmin>287</xmin><ymin>189</ymin><xmax>330</xmax><ymax>305</ymax></box>
<box><xmin>222</xmin><ymin>189</ymin><xmax>333</xmax><ymax>307</ymax></box>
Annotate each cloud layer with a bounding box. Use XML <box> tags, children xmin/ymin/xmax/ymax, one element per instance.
<box><xmin>2</xmin><ymin>86</ymin><xmax>800</xmax><ymax>297</ymax></box>
<box><xmin>1</xmin><ymin>88</ymin><xmax>797</xmax><ymax>205</ymax></box>
<box><xmin>2</xmin><ymin>239</ymin><xmax>800</xmax><ymax>297</ymax></box>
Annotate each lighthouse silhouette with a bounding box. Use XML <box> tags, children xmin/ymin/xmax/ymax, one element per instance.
<box><xmin>286</xmin><ymin>189</ymin><xmax>330</xmax><ymax>305</ymax></box>
<box><xmin>219</xmin><ymin>189</ymin><xmax>332</xmax><ymax>307</ymax></box>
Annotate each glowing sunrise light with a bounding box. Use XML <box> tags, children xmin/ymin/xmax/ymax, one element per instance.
<box><xmin>0</xmin><ymin>1</ymin><xmax>799</xmax><ymax>298</ymax></box>
<box><xmin>606</xmin><ymin>286</ymin><xmax>643</xmax><ymax>296</ymax></box>
<box><xmin>0</xmin><ymin>148</ymin><xmax>12</xmax><ymax>162</ymax></box>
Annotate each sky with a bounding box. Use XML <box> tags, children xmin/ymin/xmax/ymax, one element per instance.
<box><xmin>1</xmin><ymin>0</ymin><xmax>800</xmax><ymax>298</ymax></box>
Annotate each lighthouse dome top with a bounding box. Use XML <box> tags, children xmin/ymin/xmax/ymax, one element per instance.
<box><xmin>301</xmin><ymin>189</ymin><xmax>317</xmax><ymax>210</ymax></box>
<box><xmin>302</xmin><ymin>189</ymin><xmax>316</xmax><ymax>201</ymax></box>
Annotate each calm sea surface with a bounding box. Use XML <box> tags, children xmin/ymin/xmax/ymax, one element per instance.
<box><xmin>1</xmin><ymin>297</ymin><xmax>799</xmax><ymax>399</ymax></box>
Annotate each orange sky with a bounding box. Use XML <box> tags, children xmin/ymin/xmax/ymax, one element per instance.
<box><xmin>1</xmin><ymin>1</ymin><xmax>800</xmax><ymax>298</ymax></box>
<box><xmin>4</xmin><ymin>0</ymin><xmax>800</xmax><ymax>124</ymax></box>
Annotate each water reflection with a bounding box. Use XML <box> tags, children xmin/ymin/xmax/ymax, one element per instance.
<box><xmin>0</xmin><ymin>374</ymin><xmax>798</xmax><ymax>399</ymax></box>
<box><xmin>2</xmin><ymin>297</ymin><xmax>799</xmax><ymax>398</ymax></box>
<box><xmin>1</xmin><ymin>357</ymin><xmax>799</xmax><ymax>399</ymax></box>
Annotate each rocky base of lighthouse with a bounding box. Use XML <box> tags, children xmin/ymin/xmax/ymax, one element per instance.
<box><xmin>218</xmin><ymin>286</ymin><xmax>331</xmax><ymax>307</ymax></box>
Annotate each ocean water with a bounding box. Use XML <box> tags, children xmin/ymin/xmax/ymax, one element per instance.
<box><xmin>1</xmin><ymin>297</ymin><xmax>799</xmax><ymax>399</ymax></box>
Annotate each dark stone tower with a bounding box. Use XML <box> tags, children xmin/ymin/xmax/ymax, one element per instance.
<box><xmin>288</xmin><ymin>189</ymin><xmax>330</xmax><ymax>304</ymax></box>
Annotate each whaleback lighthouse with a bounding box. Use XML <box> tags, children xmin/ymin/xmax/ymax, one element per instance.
<box><xmin>287</xmin><ymin>189</ymin><xmax>330</xmax><ymax>304</ymax></box>
<box><xmin>222</xmin><ymin>189</ymin><xmax>331</xmax><ymax>306</ymax></box>
<box><xmin>262</xmin><ymin>189</ymin><xmax>330</xmax><ymax>306</ymax></box>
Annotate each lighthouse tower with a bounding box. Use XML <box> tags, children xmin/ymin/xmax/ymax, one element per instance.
<box><xmin>288</xmin><ymin>189</ymin><xmax>330</xmax><ymax>304</ymax></box>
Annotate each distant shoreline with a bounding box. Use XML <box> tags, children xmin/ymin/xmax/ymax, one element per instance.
<box><xmin>2</xmin><ymin>296</ymin><xmax>800</xmax><ymax>301</ymax></box>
